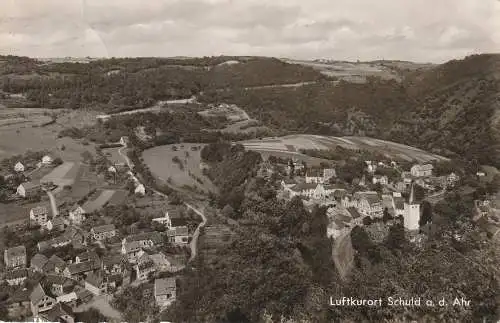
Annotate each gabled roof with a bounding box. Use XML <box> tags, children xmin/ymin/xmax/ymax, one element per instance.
<box><xmin>5</xmin><ymin>245</ymin><xmax>26</xmax><ymax>258</ymax></box>
<box><xmin>167</xmin><ymin>226</ymin><xmax>188</xmax><ymax>237</ymax></box>
<box><xmin>50</xmin><ymin>217</ymin><xmax>66</xmax><ymax>226</ymax></box>
<box><xmin>413</xmin><ymin>164</ymin><xmax>434</xmax><ymax>171</ymax></box>
<box><xmin>289</xmin><ymin>183</ymin><xmax>318</xmax><ymax>192</ymax></box>
<box><xmin>31</xmin><ymin>253</ymin><xmax>49</xmax><ymax>269</ymax></box>
<box><xmin>9</xmin><ymin>287</ymin><xmax>31</xmax><ymax>303</ymax></box>
<box><xmin>306</xmin><ymin>168</ymin><xmax>323</xmax><ymax>177</ymax></box>
<box><xmin>19</xmin><ymin>181</ymin><xmax>40</xmax><ymax>190</ymax></box>
<box><xmin>31</xmin><ymin>206</ymin><xmax>48</xmax><ymax>216</ymax></box>
<box><xmin>125</xmin><ymin>231</ymin><xmax>163</xmax><ymax>244</ymax></box>
<box><xmin>154</xmin><ymin>277</ymin><xmax>176</xmax><ymax>296</ymax></box>
<box><xmin>346</xmin><ymin>207</ymin><xmax>362</xmax><ymax>219</ymax></box>
<box><xmin>30</xmin><ymin>283</ymin><xmax>49</xmax><ymax>304</ymax></box>
<box><xmin>85</xmin><ymin>271</ymin><xmax>104</xmax><ymax>287</ymax></box>
<box><xmin>102</xmin><ymin>255</ymin><xmax>123</xmax><ymax>267</ymax></box>
<box><xmin>66</xmin><ymin>261</ymin><xmax>97</xmax><ymax>275</ymax></box>
<box><xmin>393</xmin><ymin>196</ymin><xmax>405</xmax><ymax>210</ymax></box>
<box><xmin>92</xmin><ymin>224</ymin><xmax>116</xmax><ymax>234</ymax></box>
<box><xmin>43</xmin><ymin>255</ymin><xmax>66</xmax><ymax>272</ymax></box>
<box><xmin>40</xmin><ymin>303</ymin><xmax>74</xmax><ymax>322</ymax></box>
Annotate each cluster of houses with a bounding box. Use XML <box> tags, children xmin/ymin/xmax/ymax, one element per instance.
<box><xmin>2</xmin><ymin>240</ymin><xmax>178</xmax><ymax>321</ymax></box>
<box><xmin>1</xmin><ymin>205</ymin><xmax>194</xmax><ymax>321</ymax></box>
<box><xmin>473</xmin><ymin>194</ymin><xmax>500</xmax><ymax>240</ymax></box>
<box><xmin>273</xmin><ymin>160</ymin><xmax>461</xmax><ymax>238</ymax></box>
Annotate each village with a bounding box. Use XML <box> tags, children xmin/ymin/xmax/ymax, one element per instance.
<box><xmin>255</xmin><ymin>155</ymin><xmax>500</xmax><ymax>279</ymax></box>
<box><xmin>0</xmin><ymin>137</ymin><xmax>204</xmax><ymax>322</ymax></box>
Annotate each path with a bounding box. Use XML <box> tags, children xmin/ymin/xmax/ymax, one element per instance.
<box><xmin>119</xmin><ymin>143</ymin><xmax>208</xmax><ymax>265</ymax></box>
<box><xmin>45</xmin><ymin>189</ymin><xmax>59</xmax><ymax>217</ymax></box>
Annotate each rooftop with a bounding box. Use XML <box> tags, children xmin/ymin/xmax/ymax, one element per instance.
<box><xmin>5</xmin><ymin>245</ymin><xmax>26</xmax><ymax>258</ymax></box>
<box><xmin>154</xmin><ymin>277</ymin><xmax>176</xmax><ymax>296</ymax></box>
<box><xmin>92</xmin><ymin>224</ymin><xmax>116</xmax><ymax>234</ymax></box>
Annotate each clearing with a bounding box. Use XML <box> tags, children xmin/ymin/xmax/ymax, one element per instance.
<box><xmin>142</xmin><ymin>143</ymin><xmax>217</xmax><ymax>194</ymax></box>
<box><xmin>240</xmin><ymin>134</ymin><xmax>448</xmax><ymax>163</ymax></box>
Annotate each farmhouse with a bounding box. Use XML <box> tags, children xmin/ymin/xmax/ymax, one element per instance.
<box><xmin>135</xmin><ymin>254</ymin><xmax>156</xmax><ymax>281</ymax></box>
<box><xmin>410</xmin><ymin>164</ymin><xmax>433</xmax><ymax>177</ymax></box>
<box><xmin>166</xmin><ymin>226</ymin><xmax>189</xmax><ymax>245</ymax></box>
<box><xmin>305</xmin><ymin>168</ymin><xmax>336</xmax><ymax>184</ymax></box>
<box><xmin>102</xmin><ymin>255</ymin><xmax>124</xmax><ymax>275</ymax></box>
<box><xmin>30</xmin><ymin>253</ymin><xmax>49</xmax><ymax>272</ymax></box>
<box><xmin>17</xmin><ymin>182</ymin><xmax>41</xmax><ymax>198</ymax></box>
<box><xmin>287</xmin><ymin>183</ymin><xmax>335</xmax><ymax>199</ymax></box>
<box><xmin>342</xmin><ymin>192</ymin><xmax>383</xmax><ymax>218</ymax></box>
<box><xmin>14</xmin><ymin>162</ymin><xmax>25</xmax><ymax>172</ymax></box>
<box><xmin>69</xmin><ymin>205</ymin><xmax>86</xmax><ymax>225</ymax></box>
<box><xmin>122</xmin><ymin>232</ymin><xmax>163</xmax><ymax>262</ymax></box>
<box><xmin>30</xmin><ymin>206</ymin><xmax>50</xmax><ymax>227</ymax></box>
<box><xmin>30</xmin><ymin>283</ymin><xmax>56</xmax><ymax>316</ymax></box>
<box><xmin>4</xmin><ymin>245</ymin><xmax>27</xmax><ymax>269</ymax></box>
<box><xmin>154</xmin><ymin>277</ymin><xmax>176</xmax><ymax>308</ymax></box>
<box><xmin>42</xmin><ymin>155</ymin><xmax>53</xmax><ymax>165</ymax></box>
<box><xmin>90</xmin><ymin>224</ymin><xmax>116</xmax><ymax>241</ymax></box>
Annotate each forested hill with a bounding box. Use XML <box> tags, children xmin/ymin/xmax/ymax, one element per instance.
<box><xmin>200</xmin><ymin>54</ymin><xmax>500</xmax><ymax>167</ymax></box>
<box><xmin>1</xmin><ymin>54</ymin><xmax>500</xmax><ymax>166</ymax></box>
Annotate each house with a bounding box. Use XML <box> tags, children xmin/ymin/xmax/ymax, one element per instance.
<box><xmin>6</xmin><ymin>268</ymin><xmax>28</xmax><ymax>286</ymax></box>
<box><xmin>356</xmin><ymin>192</ymin><xmax>383</xmax><ymax>218</ymax></box>
<box><xmin>102</xmin><ymin>255</ymin><xmax>123</xmax><ymax>275</ymax></box>
<box><xmin>38</xmin><ymin>235</ymin><xmax>72</xmax><ymax>252</ymax></box>
<box><xmin>41</xmin><ymin>155</ymin><xmax>53</xmax><ymax>165</ymax></box>
<box><xmin>108</xmin><ymin>165</ymin><xmax>117</xmax><ymax>173</ymax></box>
<box><xmin>392</xmin><ymin>196</ymin><xmax>405</xmax><ymax>217</ymax></box>
<box><xmin>68</xmin><ymin>205</ymin><xmax>86</xmax><ymax>225</ymax></box>
<box><xmin>119</xmin><ymin>136</ymin><xmax>129</xmax><ymax>147</ymax></box>
<box><xmin>410</xmin><ymin>164</ymin><xmax>433</xmax><ymax>178</ymax></box>
<box><xmin>30</xmin><ymin>283</ymin><xmax>56</xmax><ymax>316</ymax></box>
<box><xmin>305</xmin><ymin>168</ymin><xmax>336</xmax><ymax>184</ymax></box>
<box><xmin>346</xmin><ymin>207</ymin><xmax>363</xmax><ymax>226</ymax></box>
<box><xmin>30</xmin><ymin>206</ymin><xmax>50</xmax><ymax>227</ymax></box>
<box><xmin>447</xmin><ymin>172</ymin><xmax>460</xmax><ymax>186</ymax></box>
<box><xmin>35</xmin><ymin>303</ymin><xmax>74</xmax><ymax>323</ymax></box>
<box><xmin>63</xmin><ymin>261</ymin><xmax>98</xmax><ymax>281</ymax></box>
<box><xmin>84</xmin><ymin>271</ymin><xmax>107</xmax><ymax>296</ymax></box>
<box><xmin>154</xmin><ymin>277</ymin><xmax>176</xmax><ymax>308</ymax></box>
<box><xmin>287</xmin><ymin>183</ymin><xmax>335</xmax><ymax>199</ymax></box>
<box><xmin>46</xmin><ymin>217</ymin><xmax>67</xmax><ymax>232</ymax></box>
<box><xmin>122</xmin><ymin>241</ymin><xmax>145</xmax><ymax>264</ymax></box>
<box><xmin>135</xmin><ymin>184</ymin><xmax>146</xmax><ymax>195</ymax></box>
<box><xmin>372</xmin><ymin>175</ymin><xmax>388</xmax><ymax>185</ymax></box>
<box><xmin>476</xmin><ymin>171</ymin><xmax>486</xmax><ymax>177</ymax></box>
<box><xmin>135</xmin><ymin>254</ymin><xmax>156</xmax><ymax>281</ymax></box>
<box><xmin>166</xmin><ymin>226</ymin><xmax>189</xmax><ymax>245</ymax></box>
<box><xmin>31</xmin><ymin>254</ymin><xmax>49</xmax><ymax>272</ymax></box>
<box><xmin>122</xmin><ymin>231</ymin><xmax>164</xmax><ymax>263</ymax></box>
<box><xmin>365</xmin><ymin>161</ymin><xmax>377</xmax><ymax>173</ymax></box>
<box><xmin>148</xmin><ymin>252</ymin><xmax>173</xmax><ymax>272</ymax></box>
<box><xmin>280</xmin><ymin>179</ymin><xmax>297</xmax><ymax>189</ymax></box>
<box><xmin>4</xmin><ymin>245</ymin><xmax>27</xmax><ymax>269</ymax></box>
<box><xmin>43</xmin><ymin>275</ymin><xmax>76</xmax><ymax>297</ymax></box>
<box><xmin>286</xmin><ymin>159</ymin><xmax>304</xmax><ymax>175</ymax></box>
<box><xmin>17</xmin><ymin>182</ymin><xmax>41</xmax><ymax>198</ymax></box>
<box><xmin>90</xmin><ymin>224</ymin><xmax>116</xmax><ymax>241</ymax></box>
<box><xmin>14</xmin><ymin>162</ymin><xmax>25</xmax><ymax>172</ymax></box>
<box><xmin>75</xmin><ymin>250</ymin><xmax>100</xmax><ymax>266</ymax></box>
<box><xmin>43</xmin><ymin>255</ymin><xmax>67</xmax><ymax>274</ymax></box>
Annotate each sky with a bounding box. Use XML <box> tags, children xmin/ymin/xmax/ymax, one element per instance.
<box><xmin>1</xmin><ymin>0</ymin><xmax>499</xmax><ymax>62</ymax></box>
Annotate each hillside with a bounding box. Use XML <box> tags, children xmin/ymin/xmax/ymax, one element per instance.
<box><xmin>1</xmin><ymin>54</ymin><xmax>500</xmax><ymax>166</ymax></box>
<box><xmin>200</xmin><ymin>54</ymin><xmax>500</xmax><ymax>167</ymax></box>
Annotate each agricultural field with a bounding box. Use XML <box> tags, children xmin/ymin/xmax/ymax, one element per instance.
<box><xmin>142</xmin><ymin>143</ymin><xmax>217</xmax><ymax>193</ymax></box>
<box><xmin>101</xmin><ymin>147</ymin><xmax>126</xmax><ymax>166</ymax></box>
<box><xmin>240</xmin><ymin>134</ymin><xmax>448</xmax><ymax>163</ymax></box>
<box><xmin>0</xmin><ymin>104</ymin><xmax>98</xmax><ymax>160</ymax></box>
<box><xmin>41</xmin><ymin>162</ymin><xmax>80</xmax><ymax>188</ymax></box>
<box><xmin>0</xmin><ymin>199</ymin><xmax>52</xmax><ymax>228</ymax></box>
<box><xmin>81</xmin><ymin>189</ymin><xmax>127</xmax><ymax>213</ymax></box>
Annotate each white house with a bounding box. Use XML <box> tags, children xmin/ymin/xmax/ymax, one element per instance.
<box><xmin>135</xmin><ymin>184</ymin><xmax>146</xmax><ymax>195</ymax></box>
<box><xmin>108</xmin><ymin>166</ymin><xmax>117</xmax><ymax>173</ymax></box>
<box><xmin>68</xmin><ymin>206</ymin><xmax>86</xmax><ymax>225</ymax></box>
<box><xmin>167</xmin><ymin>226</ymin><xmax>189</xmax><ymax>245</ymax></box>
<box><xmin>356</xmin><ymin>192</ymin><xmax>383</xmax><ymax>218</ymax></box>
<box><xmin>46</xmin><ymin>217</ymin><xmax>67</xmax><ymax>232</ymax></box>
<box><xmin>305</xmin><ymin>168</ymin><xmax>336</xmax><ymax>184</ymax></box>
<box><xmin>41</xmin><ymin>156</ymin><xmax>53</xmax><ymax>165</ymax></box>
<box><xmin>17</xmin><ymin>182</ymin><xmax>41</xmax><ymax>198</ymax></box>
<box><xmin>30</xmin><ymin>283</ymin><xmax>56</xmax><ymax>316</ymax></box>
<box><xmin>30</xmin><ymin>206</ymin><xmax>50</xmax><ymax>227</ymax></box>
<box><xmin>119</xmin><ymin>136</ymin><xmax>129</xmax><ymax>147</ymax></box>
<box><xmin>154</xmin><ymin>278</ymin><xmax>176</xmax><ymax>308</ymax></box>
<box><xmin>410</xmin><ymin>164</ymin><xmax>433</xmax><ymax>178</ymax></box>
<box><xmin>365</xmin><ymin>161</ymin><xmax>377</xmax><ymax>174</ymax></box>
<box><xmin>287</xmin><ymin>183</ymin><xmax>335</xmax><ymax>199</ymax></box>
<box><xmin>90</xmin><ymin>224</ymin><xmax>116</xmax><ymax>241</ymax></box>
<box><xmin>14</xmin><ymin>162</ymin><xmax>25</xmax><ymax>172</ymax></box>
<box><xmin>372</xmin><ymin>175</ymin><xmax>388</xmax><ymax>185</ymax></box>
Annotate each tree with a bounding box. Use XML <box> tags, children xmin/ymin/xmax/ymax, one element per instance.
<box><xmin>386</xmin><ymin>223</ymin><xmax>406</xmax><ymax>249</ymax></box>
<box><xmin>419</xmin><ymin>201</ymin><xmax>432</xmax><ymax>227</ymax></box>
<box><xmin>382</xmin><ymin>208</ymin><xmax>392</xmax><ymax>223</ymax></box>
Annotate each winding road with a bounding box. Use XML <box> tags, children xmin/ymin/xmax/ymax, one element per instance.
<box><xmin>118</xmin><ymin>143</ymin><xmax>208</xmax><ymax>264</ymax></box>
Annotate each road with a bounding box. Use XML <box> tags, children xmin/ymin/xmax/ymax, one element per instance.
<box><xmin>45</xmin><ymin>189</ymin><xmax>59</xmax><ymax>217</ymax></box>
<box><xmin>119</xmin><ymin>144</ymin><xmax>208</xmax><ymax>265</ymax></box>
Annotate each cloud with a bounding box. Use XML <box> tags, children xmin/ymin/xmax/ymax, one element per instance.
<box><xmin>0</xmin><ymin>0</ymin><xmax>498</xmax><ymax>62</ymax></box>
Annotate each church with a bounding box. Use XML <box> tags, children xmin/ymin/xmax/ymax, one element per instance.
<box><xmin>403</xmin><ymin>182</ymin><xmax>421</xmax><ymax>231</ymax></box>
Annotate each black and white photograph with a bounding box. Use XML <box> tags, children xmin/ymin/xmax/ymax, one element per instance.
<box><xmin>0</xmin><ymin>0</ymin><xmax>499</xmax><ymax>322</ymax></box>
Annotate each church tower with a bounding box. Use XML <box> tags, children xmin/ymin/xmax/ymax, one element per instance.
<box><xmin>403</xmin><ymin>182</ymin><xmax>420</xmax><ymax>231</ymax></box>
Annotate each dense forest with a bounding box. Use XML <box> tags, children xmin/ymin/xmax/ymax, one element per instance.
<box><xmin>163</xmin><ymin>144</ymin><xmax>499</xmax><ymax>323</ymax></box>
